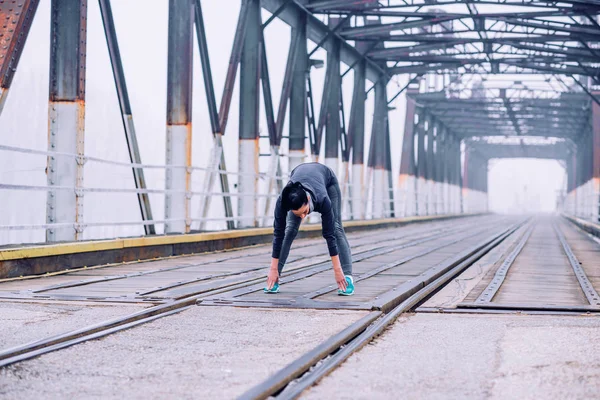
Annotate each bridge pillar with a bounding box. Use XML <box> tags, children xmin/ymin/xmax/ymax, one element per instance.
<box><xmin>447</xmin><ymin>134</ymin><xmax>462</xmax><ymax>214</ymax></box>
<box><xmin>564</xmin><ymin>94</ymin><xmax>600</xmax><ymax>221</ymax></box>
<box><xmin>369</xmin><ymin>79</ymin><xmax>388</xmax><ymax>219</ymax></box>
<box><xmin>463</xmin><ymin>147</ymin><xmax>488</xmax><ymax>214</ymax></box>
<box><xmin>348</xmin><ymin>58</ymin><xmax>366</xmax><ymax>220</ymax></box>
<box><xmin>592</xmin><ymin>93</ymin><xmax>600</xmax><ymax>221</ymax></box>
<box><xmin>238</xmin><ymin>0</ymin><xmax>260</xmax><ymax>228</ymax></box>
<box><xmin>415</xmin><ymin>109</ymin><xmax>426</xmax><ymax>215</ymax></box>
<box><xmin>415</xmin><ymin>111</ymin><xmax>429</xmax><ymax>215</ymax></box>
<box><xmin>426</xmin><ymin>117</ymin><xmax>436</xmax><ymax>215</ymax></box>
<box><xmin>46</xmin><ymin>0</ymin><xmax>87</xmax><ymax>242</ymax></box>
<box><xmin>434</xmin><ymin>122</ymin><xmax>446</xmax><ymax>215</ymax></box>
<box><xmin>289</xmin><ymin>15</ymin><xmax>307</xmax><ymax>171</ymax></box>
<box><xmin>398</xmin><ymin>89</ymin><xmax>417</xmax><ymax>217</ymax></box>
<box><xmin>164</xmin><ymin>0</ymin><xmax>193</xmax><ymax>234</ymax></box>
<box><xmin>324</xmin><ymin>19</ymin><xmax>341</xmax><ymax>177</ymax></box>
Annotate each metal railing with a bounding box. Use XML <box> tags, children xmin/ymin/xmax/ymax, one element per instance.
<box><xmin>1</xmin><ymin>144</ymin><xmax>468</xmax><ymax>244</ymax></box>
<box><xmin>560</xmin><ymin>181</ymin><xmax>599</xmax><ymax>223</ymax></box>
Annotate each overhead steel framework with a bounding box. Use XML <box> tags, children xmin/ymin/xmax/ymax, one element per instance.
<box><xmin>1</xmin><ymin>0</ymin><xmax>600</xmax><ymax>243</ymax></box>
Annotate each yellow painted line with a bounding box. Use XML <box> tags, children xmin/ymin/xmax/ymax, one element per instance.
<box><xmin>0</xmin><ymin>240</ymin><xmax>124</xmax><ymax>261</ymax></box>
<box><xmin>0</xmin><ymin>214</ymin><xmax>468</xmax><ymax>262</ymax></box>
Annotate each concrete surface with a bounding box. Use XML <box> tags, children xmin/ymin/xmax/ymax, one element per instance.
<box><xmin>303</xmin><ymin>313</ymin><xmax>600</xmax><ymax>400</ymax></box>
<box><xmin>0</xmin><ymin>301</ymin><xmax>146</xmax><ymax>349</ymax></box>
<box><xmin>0</xmin><ymin>305</ymin><xmax>367</xmax><ymax>399</ymax></box>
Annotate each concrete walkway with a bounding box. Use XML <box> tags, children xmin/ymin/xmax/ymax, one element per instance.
<box><xmin>304</xmin><ymin>313</ymin><xmax>600</xmax><ymax>400</ymax></box>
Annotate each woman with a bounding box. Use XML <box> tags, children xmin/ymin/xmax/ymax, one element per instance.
<box><xmin>264</xmin><ymin>162</ymin><xmax>354</xmax><ymax>295</ymax></box>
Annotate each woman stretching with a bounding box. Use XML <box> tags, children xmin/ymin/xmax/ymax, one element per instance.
<box><xmin>265</xmin><ymin>162</ymin><xmax>354</xmax><ymax>296</ymax></box>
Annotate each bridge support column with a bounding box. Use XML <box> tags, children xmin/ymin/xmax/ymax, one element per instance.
<box><xmin>415</xmin><ymin>111</ymin><xmax>428</xmax><ymax>215</ymax></box>
<box><xmin>324</xmin><ymin>20</ymin><xmax>341</xmax><ymax>177</ymax></box>
<box><xmin>426</xmin><ymin>116</ymin><xmax>435</xmax><ymax>215</ymax></box>
<box><xmin>447</xmin><ymin>134</ymin><xmax>461</xmax><ymax>214</ymax></box>
<box><xmin>348</xmin><ymin>59</ymin><xmax>366</xmax><ymax>220</ymax></box>
<box><xmin>463</xmin><ymin>147</ymin><xmax>488</xmax><ymax>214</ymax></box>
<box><xmin>434</xmin><ymin>122</ymin><xmax>446</xmax><ymax>215</ymax></box>
<box><xmin>289</xmin><ymin>15</ymin><xmax>307</xmax><ymax>172</ymax></box>
<box><xmin>46</xmin><ymin>0</ymin><xmax>88</xmax><ymax>242</ymax></box>
<box><xmin>592</xmin><ymin>93</ymin><xmax>600</xmax><ymax>222</ymax></box>
<box><xmin>369</xmin><ymin>79</ymin><xmax>388</xmax><ymax>219</ymax></box>
<box><xmin>398</xmin><ymin>90</ymin><xmax>417</xmax><ymax>217</ymax></box>
<box><xmin>165</xmin><ymin>0</ymin><xmax>193</xmax><ymax>234</ymax></box>
<box><xmin>238</xmin><ymin>0</ymin><xmax>260</xmax><ymax>228</ymax></box>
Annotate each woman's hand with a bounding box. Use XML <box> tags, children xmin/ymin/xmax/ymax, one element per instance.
<box><xmin>267</xmin><ymin>266</ymin><xmax>279</xmax><ymax>290</ymax></box>
<box><xmin>334</xmin><ymin>266</ymin><xmax>347</xmax><ymax>291</ymax></box>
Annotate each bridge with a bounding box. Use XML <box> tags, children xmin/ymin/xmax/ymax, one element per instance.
<box><xmin>1</xmin><ymin>1</ymin><xmax>600</xmax><ymax>399</ymax></box>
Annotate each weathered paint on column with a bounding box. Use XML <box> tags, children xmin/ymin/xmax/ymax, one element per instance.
<box><xmin>399</xmin><ymin>90</ymin><xmax>417</xmax><ymax>216</ymax></box>
<box><xmin>370</xmin><ymin>78</ymin><xmax>387</xmax><ymax>219</ymax></box>
<box><xmin>446</xmin><ymin>133</ymin><xmax>454</xmax><ymax>213</ymax></box>
<box><xmin>348</xmin><ymin>58</ymin><xmax>366</xmax><ymax>219</ymax></box>
<box><xmin>426</xmin><ymin>116</ymin><xmax>435</xmax><ymax>214</ymax></box>
<box><xmin>46</xmin><ymin>0</ymin><xmax>87</xmax><ymax>242</ymax></box>
<box><xmin>416</xmin><ymin>110</ymin><xmax>428</xmax><ymax>215</ymax></box>
<box><xmin>238</xmin><ymin>0</ymin><xmax>260</xmax><ymax>228</ymax></box>
<box><xmin>324</xmin><ymin>18</ymin><xmax>341</xmax><ymax>175</ymax></box>
<box><xmin>289</xmin><ymin>14</ymin><xmax>307</xmax><ymax>171</ymax></box>
<box><xmin>0</xmin><ymin>0</ymin><xmax>39</xmax><ymax>114</ymax></box>
<box><xmin>592</xmin><ymin>91</ymin><xmax>600</xmax><ymax>219</ymax></box>
<box><xmin>384</xmin><ymin>116</ymin><xmax>395</xmax><ymax>218</ymax></box>
<box><xmin>436</xmin><ymin>120</ymin><xmax>445</xmax><ymax>214</ymax></box>
<box><xmin>99</xmin><ymin>0</ymin><xmax>154</xmax><ymax>235</ymax></box>
<box><xmin>165</xmin><ymin>0</ymin><xmax>193</xmax><ymax>234</ymax></box>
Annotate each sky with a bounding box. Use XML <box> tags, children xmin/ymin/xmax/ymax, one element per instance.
<box><xmin>0</xmin><ymin>0</ymin><xmax>567</xmax><ymax>245</ymax></box>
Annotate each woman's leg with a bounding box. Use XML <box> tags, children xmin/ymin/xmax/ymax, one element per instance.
<box><xmin>327</xmin><ymin>181</ymin><xmax>353</xmax><ymax>276</ymax></box>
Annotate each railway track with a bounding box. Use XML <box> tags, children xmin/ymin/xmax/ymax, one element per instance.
<box><xmin>0</xmin><ymin>216</ymin><xmax>504</xmax><ymax>368</ymax></box>
<box><xmin>0</xmin><ymin>216</ymin><xmax>488</xmax><ymax>303</ymax></box>
<box><xmin>5</xmin><ymin>215</ymin><xmax>595</xmax><ymax>400</ymax></box>
<box><xmin>237</xmin><ymin>219</ymin><xmax>526</xmax><ymax>399</ymax></box>
<box><xmin>453</xmin><ymin>217</ymin><xmax>600</xmax><ymax>313</ymax></box>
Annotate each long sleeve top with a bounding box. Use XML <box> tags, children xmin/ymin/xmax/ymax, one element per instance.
<box><xmin>272</xmin><ymin>163</ymin><xmax>338</xmax><ymax>258</ymax></box>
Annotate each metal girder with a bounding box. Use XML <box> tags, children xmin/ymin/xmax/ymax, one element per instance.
<box><xmin>0</xmin><ymin>0</ymin><xmax>39</xmax><ymax>114</ymax></box>
<box><xmin>467</xmin><ymin>143</ymin><xmax>570</xmax><ymax>160</ymax></box>
<box><xmin>289</xmin><ymin>16</ymin><xmax>308</xmax><ymax>170</ymax></box>
<box><xmin>306</xmin><ymin>0</ymin><xmax>600</xmax><ymax>10</ymax></box>
<box><xmin>314</xmin><ymin>0</ymin><xmax>600</xmax><ymax>9</ymax></box>
<box><xmin>329</xmin><ymin>10</ymin><xmax>600</xmax><ymax>19</ymax></box>
<box><xmin>324</xmin><ymin>17</ymin><xmax>342</xmax><ymax>171</ymax></box>
<box><xmin>340</xmin><ymin>16</ymin><xmax>460</xmax><ymax>39</ymax></box>
<box><xmin>490</xmin><ymin>16</ymin><xmax>600</xmax><ymax>36</ymax></box>
<box><xmin>261</xmin><ymin>0</ymin><xmax>387</xmax><ymax>82</ymax></box>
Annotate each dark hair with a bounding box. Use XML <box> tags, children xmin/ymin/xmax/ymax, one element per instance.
<box><xmin>281</xmin><ymin>181</ymin><xmax>308</xmax><ymax>211</ymax></box>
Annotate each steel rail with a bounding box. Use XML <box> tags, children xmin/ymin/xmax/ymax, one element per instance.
<box><xmin>238</xmin><ymin>220</ymin><xmax>525</xmax><ymax>400</ymax></box>
<box><xmin>0</xmin><ymin>217</ymin><xmax>492</xmax><ymax>366</ymax></box>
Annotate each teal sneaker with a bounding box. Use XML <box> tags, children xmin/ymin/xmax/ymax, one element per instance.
<box><xmin>338</xmin><ymin>276</ymin><xmax>354</xmax><ymax>296</ymax></box>
<box><xmin>263</xmin><ymin>282</ymin><xmax>280</xmax><ymax>294</ymax></box>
